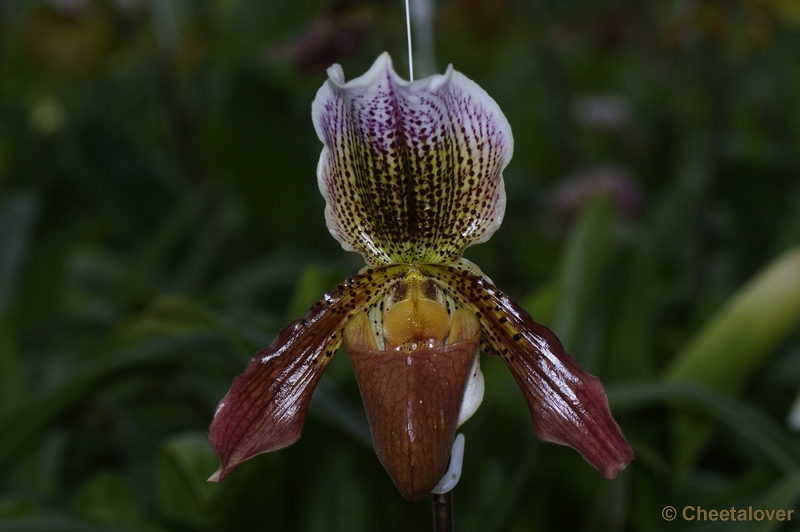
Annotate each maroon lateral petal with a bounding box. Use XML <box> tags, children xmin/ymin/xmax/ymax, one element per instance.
<box><xmin>208</xmin><ymin>265</ymin><xmax>404</xmax><ymax>482</ymax></box>
<box><xmin>419</xmin><ymin>263</ymin><xmax>634</xmax><ymax>479</ymax></box>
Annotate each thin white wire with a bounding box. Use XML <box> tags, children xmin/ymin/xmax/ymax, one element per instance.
<box><xmin>405</xmin><ymin>0</ymin><xmax>414</xmax><ymax>81</ymax></box>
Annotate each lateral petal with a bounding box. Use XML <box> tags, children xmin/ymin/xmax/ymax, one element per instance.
<box><xmin>420</xmin><ymin>263</ymin><xmax>634</xmax><ymax>479</ymax></box>
<box><xmin>312</xmin><ymin>52</ymin><xmax>513</xmax><ymax>265</ymax></box>
<box><xmin>208</xmin><ymin>265</ymin><xmax>405</xmax><ymax>482</ymax></box>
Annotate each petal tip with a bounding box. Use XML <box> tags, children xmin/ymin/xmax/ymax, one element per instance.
<box><xmin>599</xmin><ymin>443</ymin><xmax>635</xmax><ymax>480</ymax></box>
<box><xmin>326</xmin><ymin>63</ymin><xmax>345</xmax><ymax>84</ymax></box>
<box><xmin>325</xmin><ymin>51</ymin><xmax>396</xmax><ymax>90</ymax></box>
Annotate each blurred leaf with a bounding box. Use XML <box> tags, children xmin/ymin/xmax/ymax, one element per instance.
<box><xmin>774</xmin><ymin>185</ymin><xmax>800</xmax><ymax>254</ymax></box>
<box><xmin>521</xmin><ymin>278</ymin><xmax>559</xmax><ymax>330</ymax></box>
<box><xmin>155</xmin><ymin>432</ymin><xmax>220</xmax><ymax>530</ymax></box>
<box><xmin>0</xmin><ymin>323</ymin><xmax>25</xmax><ymax>408</ymax></box>
<box><xmin>603</xmin><ymin>234</ymin><xmax>657</xmax><ymax>383</ymax></box>
<box><xmin>581</xmin><ymin>468</ymin><xmax>630</xmax><ymax>532</ymax></box>
<box><xmin>0</xmin><ymin>193</ymin><xmax>37</xmax><ymax>407</ymax></box>
<box><xmin>174</xmin><ymin>198</ymin><xmax>243</xmax><ymax>293</ymax></box>
<box><xmin>458</xmin><ymin>419</ymin><xmax>540</xmax><ymax>532</ymax></box>
<box><xmin>694</xmin><ymin>471</ymin><xmax>800</xmax><ymax>532</ymax></box>
<box><xmin>213</xmin><ymin>253</ymin><xmax>308</xmax><ymax>307</ymax></box>
<box><xmin>750</xmin><ymin>0</ymin><xmax>800</xmax><ymax>26</ymax></box>
<box><xmin>0</xmin><ymin>192</ymin><xmax>38</xmax><ymax>316</ymax></box>
<box><xmin>609</xmin><ymin>381</ymin><xmax>800</xmax><ymax>472</ymax></box>
<box><xmin>70</xmin><ymin>472</ymin><xmax>147</xmax><ymax>529</ymax></box>
<box><xmin>0</xmin><ymin>335</ymin><xmax>233</xmax><ymax>478</ymax></box>
<box><xmin>665</xmin><ymin>247</ymin><xmax>800</xmax><ymax>469</ymax></box>
<box><xmin>61</xmin><ymin>247</ymin><xmax>127</xmax><ymax>324</ymax></box>
<box><xmin>0</xmin><ymin>496</ymin><xmax>39</xmax><ymax>520</ymax></box>
<box><xmin>552</xmin><ymin>195</ymin><xmax>617</xmax><ymax>365</ymax></box>
<box><xmin>145</xmin><ymin>0</ymin><xmax>182</xmax><ymax>56</ymax></box>
<box><xmin>142</xmin><ymin>295</ymin><xmax>217</xmax><ymax>334</ymax></box>
<box><xmin>303</xmin><ymin>443</ymin><xmax>373</xmax><ymax>532</ymax></box>
<box><xmin>139</xmin><ymin>294</ymin><xmax>267</xmax><ymax>361</ymax></box>
<box><xmin>748</xmin><ymin>472</ymin><xmax>800</xmax><ymax>532</ymax></box>
<box><xmin>136</xmin><ymin>192</ymin><xmax>210</xmax><ymax>284</ymax></box>
<box><xmin>284</xmin><ymin>264</ymin><xmax>345</xmax><ymax>322</ymax></box>
<box><xmin>25</xmin><ymin>4</ymin><xmax>115</xmax><ymax>75</ymax></box>
<box><xmin>0</xmin><ymin>518</ymin><xmax>124</xmax><ymax>532</ymax></box>
<box><xmin>309</xmin><ymin>376</ymin><xmax>371</xmax><ymax>449</ymax></box>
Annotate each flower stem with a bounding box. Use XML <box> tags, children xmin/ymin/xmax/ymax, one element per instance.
<box><xmin>432</xmin><ymin>491</ymin><xmax>454</xmax><ymax>532</ymax></box>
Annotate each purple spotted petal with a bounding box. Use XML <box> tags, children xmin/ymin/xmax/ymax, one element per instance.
<box><xmin>312</xmin><ymin>52</ymin><xmax>513</xmax><ymax>265</ymax></box>
<box><xmin>419</xmin><ymin>263</ymin><xmax>634</xmax><ymax>479</ymax></box>
<box><xmin>207</xmin><ymin>265</ymin><xmax>405</xmax><ymax>481</ymax></box>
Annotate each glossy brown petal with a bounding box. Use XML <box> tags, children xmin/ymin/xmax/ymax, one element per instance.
<box><xmin>343</xmin><ymin>308</ymin><xmax>480</xmax><ymax>500</ymax></box>
<box><xmin>208</xmin><ymin>265</ymin><xmax>406</xmax><ymax>482</ymax></box>
<box><xmin>420</xmin><ymin>263</ymin><xmax>634</xmax><ymax>479</ymax></box>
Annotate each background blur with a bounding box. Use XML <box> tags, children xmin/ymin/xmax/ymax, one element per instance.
<box><xmin>2</xmin><ymin>0</ymin><xmax>800</xmax><ymax>530</ymax></box>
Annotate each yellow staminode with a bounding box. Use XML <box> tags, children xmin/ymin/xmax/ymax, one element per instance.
<box><xmin>383</xmin><ymin>270</ymin><xmax>451</xmax><ymax>350</ymax></box>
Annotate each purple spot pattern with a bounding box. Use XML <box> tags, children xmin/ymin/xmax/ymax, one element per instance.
<box><xmin>315</xmin><ymin>59</ymin><xmax>511</xmax><ymax>265</ymax></box>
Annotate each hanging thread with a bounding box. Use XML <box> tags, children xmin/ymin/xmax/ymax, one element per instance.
<box><xmin>405</xmin><ymin>0</ymin><xmax>414</xmax><ymax>81</ymax></box>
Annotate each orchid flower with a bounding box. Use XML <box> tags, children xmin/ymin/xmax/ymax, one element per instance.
<box><xmin>208</xmin><ymin>53</ymin><xmax>633</xmax><ymax>501</ymax></box>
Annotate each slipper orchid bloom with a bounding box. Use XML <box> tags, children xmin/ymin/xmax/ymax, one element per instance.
<box><xmin>208</xmin><ymin>53</ymin><xmax>633</xmax><ymax>501</ymax></box>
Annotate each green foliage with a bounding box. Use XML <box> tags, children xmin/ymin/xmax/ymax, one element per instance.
<box><xmin>667</xmin><ymin>249</ymin><xmax>800</xmax><ymax>470</ymax></box>
<box><xmin>1</xmin><ymin>0</ymin><xmax>800</xmax><ymax>531</ymax></box>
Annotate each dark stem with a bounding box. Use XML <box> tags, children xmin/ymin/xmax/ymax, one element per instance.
<box><xmin>432</xmin><ymin>491</ymin><xmax>454</xmax><ymax>532</ymax></box>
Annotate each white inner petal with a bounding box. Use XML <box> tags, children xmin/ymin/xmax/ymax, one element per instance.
<box><xmin>456</xmin><ymin>350</ymin><xmax>484</xmax><ymax>427</ymax></box>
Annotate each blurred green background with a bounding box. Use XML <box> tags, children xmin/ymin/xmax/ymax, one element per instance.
<box><xmin>2</xmin><ymin>0</ymin><xmax>800</xmax><ymax>530</ymax></box>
